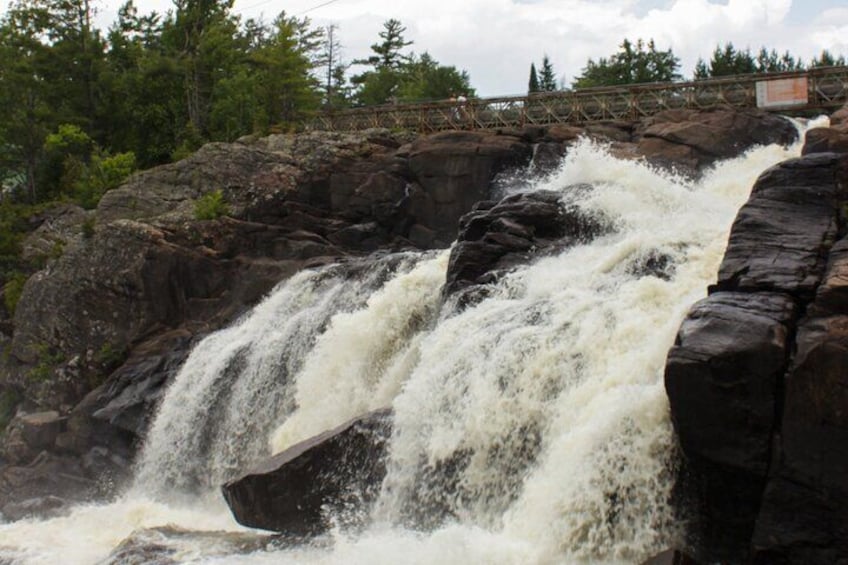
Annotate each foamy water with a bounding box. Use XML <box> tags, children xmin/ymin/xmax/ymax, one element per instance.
<box><xmin>0</xmin><ymin>117</ymin><xmax>824</xmax><ymax>564</ymax></box>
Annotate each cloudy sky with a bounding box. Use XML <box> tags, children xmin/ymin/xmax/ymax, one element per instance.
<box><xmin>96</xmin><ymin>0</ymin><xmax>848</xmax><ymax>96</ymax></box>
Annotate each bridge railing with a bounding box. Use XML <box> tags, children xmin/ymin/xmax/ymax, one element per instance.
<box><xmin>308</xmin><ymin>66</ymin><xmax>848</xmax><ymax>132</ymax></box>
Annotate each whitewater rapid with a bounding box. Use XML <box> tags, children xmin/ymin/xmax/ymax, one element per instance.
<box><xmin>0</xmin><ymin>120</ymin><xmax>824</xmax><ymax>564</ymax></box>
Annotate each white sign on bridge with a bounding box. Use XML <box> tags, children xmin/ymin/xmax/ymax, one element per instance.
<box><xmin>756</xmin><ymin>77</ymin><xmax>809</xmax><ymax>108</ymax></box>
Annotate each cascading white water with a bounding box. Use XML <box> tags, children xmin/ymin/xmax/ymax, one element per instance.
<box><xmin>0</xmin><ymin>119</ymin><xmax>825</xmax><ymax>565</ymax></box>
<box><xmin>133</xmin><ymin>253</ymin><xmax>439</xmax><ymax>496</ymax></box>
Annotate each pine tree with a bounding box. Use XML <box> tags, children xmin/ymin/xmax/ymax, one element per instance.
<box><xmin>539</xmin><ymin>55</ymin><xmax>557</xmax><ymax>91</ymax></box>
<box><xmin>810</xmin><ymin>49</ymin><xmax>846</xmax><ymax>68</ymax></box>
<box><xmin>528</xmin><ymin>62</ymin><xmax>540</xmax><ymax>93</ymax></box>
<box><xmin>351</xmin><ymin>19</ymin><xmax>413</xmax><ymax>105</ymax></box>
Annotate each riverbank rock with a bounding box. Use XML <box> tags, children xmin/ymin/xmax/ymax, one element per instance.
<box><xmin>104</xmin><ymin>526</ymin><xmax>274</xmax><ymax>565</ymax></box>
<box><xmin>641</xmin><ymin>549</ymin><xmax>701</xmax><ymax>565</ymax></box>
<box><xmin>222</xmin><ymin>409</ymin><xmax>392</xmax><ymax>535</ymax></box>
<box><xmin>665</xmin><ymin>151</ymin><xmax>848</xmax><ymax>562</ymax></box>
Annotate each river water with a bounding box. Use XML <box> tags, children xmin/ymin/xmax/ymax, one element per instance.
<box><xmin>0</xmin><ymin>121</ymin><xmax>822</xmax><ymax>564</ymax></box>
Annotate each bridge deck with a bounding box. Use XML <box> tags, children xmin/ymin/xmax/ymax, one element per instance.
<box><xmin>308</xmin><ymin>66</ymin><xmax>848</xmax><ymax>133</ymax></box>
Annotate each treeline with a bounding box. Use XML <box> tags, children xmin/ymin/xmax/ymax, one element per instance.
<box><xmin>0</xmin><ymin>1</ymin><xmax>472</xmax><ymax>205</ymax></box>
<box><xmin>0</xmin><ymin>0</ymin><xmax>472</xmax><ymax>297</ymax></box>
<box><xmin>527</xmin><ymin>40</ymin><xmax>846</xmax><ymax>93</ymax></box>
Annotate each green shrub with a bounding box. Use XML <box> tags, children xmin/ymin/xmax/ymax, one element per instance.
<box><xmin>81</xmin><ymin>217</ymin><xmax>96</xmax><ymax>239</ymax></box>
<box><xmin>74</xmin><ymin>151</ymin><xmax>137</xmax><ymax>209</ymax></box>
<box><xmin>3</xmin><ymin>271</ymin><xmax>28</xmax><ymax>316</ymax></box>
<box><xmin>194</xmin><ymin>189</ymin><xmax>230</xmax><ymax>220</ymax></box>
<box><xmin>95</xmin><ymin>342</ymin><xmax>126</xmax><ymax>369</ymax></box>
<box><xmin>27</xmin><ymin>344</ymin><xmax>65</xmax><ymax>381</ymax></box>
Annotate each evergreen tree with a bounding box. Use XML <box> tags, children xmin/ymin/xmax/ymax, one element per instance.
<box><xmin>396</xmin><ymin>52</ymin><xmax>474</xmax><ymax>102</ymax></box>
<box><xmin>810</xmin><ymin>49</ymin><xmax>846</xmax><ymax>68</ymax></box>
<box><xmin>169</xmin><ymin>0</ymin><xmax>241</xmax><ymax>137</ymax></box>
<box><xmin>695</xmin><ymin>43</ymin><xmax>756</xmax><ymax>79</ymax></box>
<box><xmin>528</xmin><ymin>62</ymin><xmax>540</xmax><ymax>93</ymax></box>
<box><xmin>572</xmin><ymin>38</ymin><xmax>680</xmax><ymax>88</ymax></box>
<box><xmin>320</xmin><ymin>24</ymin><xmax>344</xmax><ymax>108</ymax></box>
<box><xmin>245</xmin><ymin>12</ymin><xmax>321</xmax><ymax>130</ymax></box>
<box><xmin>539</xmin><ymin>55</ymin><xmax>557</xmax><ymax>91</ymax></box>
<box><xmin>0</xmin><ymin>2</ymin><xmax>57</xmax><ymax>201</ymax></box>
<box><xmin>755</xmin><ymin>47</ymin><xmax>804</xmax><ymax>73</ymax></box>
<box><xmin>359</xmin><ymin>18</ymin><xmax>411</xmax><ymax>71</ymax></box>
<box><xmin>351</xmin><ymin>19</ymin><xmax>413</xmax><ymax>105</ymax></box>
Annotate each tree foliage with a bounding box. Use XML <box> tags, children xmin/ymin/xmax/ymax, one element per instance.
<box><xmin>695</xmin><ymin>43</ymin><xmax>808</xmax><ymax>79</ymax></box>
<box><xmin>351</xmin><ymin>20</ymin><xmax>474</xmax><ymax>105</ymax></box>
<box><xmin>539</xmin><ymin>55</ymin><xmax>557</xmax><ymax>91</ymax></box>
<box><xmin>572</xmin><ymin>38</ymin><xmax>681</xmax><ymax>88</ymax></box>
<box><xmin>528</xmin><ymin>62</ymin><xmax>540</xmax><ymax>93</ymax></box>
<box><xmin>810</xmin><ymin>49</ymin><xmax>847</xmax><ymax>68</ymax></box>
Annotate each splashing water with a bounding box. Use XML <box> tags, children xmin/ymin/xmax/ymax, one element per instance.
<box><xmin>0</xmin><ymin>118</ymin><xmax>825</xmax><ymax>564</ymax></box>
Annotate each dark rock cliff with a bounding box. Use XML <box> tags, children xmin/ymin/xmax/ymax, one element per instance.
<box><xmin>665</xmin><ymin>124</ymin><xmax>848</xmax><ymax>562</ymax></box>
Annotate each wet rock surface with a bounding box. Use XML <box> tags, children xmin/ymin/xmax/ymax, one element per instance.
<box><xmin>222</xmin><ymin>409</ymin><xmax>392</xmax><ymax>535</ymax></box>
<box><xmin>103</xmin><ymin>526</ymin><xmax>275</xmax><ymax>565</ymax></box>
<box><xmin>444</xmin><ymin>189</ymin><xmax>608</xmax><ymax>300</ymax></box>
<box><xmin>665</xmin><ymin>150</ymin><xmax>848</xmax><ymax>562</ymax></box>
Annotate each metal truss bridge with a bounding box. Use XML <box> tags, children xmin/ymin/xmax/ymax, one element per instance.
<box><xmin>308</xmin><ymin>66</ymin><xmax>848</xmax><ymax>133</ymax></box>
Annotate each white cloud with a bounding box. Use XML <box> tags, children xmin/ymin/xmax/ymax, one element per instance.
<box><xmin>81</xmin><ymin>0</ymin><xmax>848</xmax><ymax>95</ymax></box>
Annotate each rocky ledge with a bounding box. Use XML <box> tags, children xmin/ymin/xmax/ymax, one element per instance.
<box><xmin>665</xmin><ymin>142</ymin><xmax>848</xmax><ymax>561</ymax></box>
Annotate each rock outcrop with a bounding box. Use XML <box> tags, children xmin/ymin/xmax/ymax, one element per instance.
<box><xmin>444</xmin><ymin>189</ymin><xmax>608</xmax><ymax>300</ymax></box>
<box><xmin>222</xmin><ymin>409</ymin><xmax>392</xmax><ymax>535</ymax></box>
<box><xmin>665</xmin><ymin>151</ymin><xmax>848</xmax><ymax>562</ymax></box>
<box><xmin>635</xmin><ymin>108</ymin><xmax>798</xmax><ymax>174</ymax></box>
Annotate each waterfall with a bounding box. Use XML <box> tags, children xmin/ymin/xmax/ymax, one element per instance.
<box><xmin>133</xmin><ymin>252</ymin><xmax>442</xmax><ymax>495</ymax></box>
<box><xmin>0</xmin><ymin>121</ymin><xmax>822</xmax><ymax>565</ymax></box>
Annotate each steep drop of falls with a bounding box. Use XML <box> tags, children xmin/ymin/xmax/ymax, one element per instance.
<box><xmin>0</xmin><ymin>119</ymin><xmax>824</xmax><ymax>565</ymax></box>
<box><xmin>133</xmin><ymin>252</ymin><xmax>445</xmax><ymax>496</ymax></box>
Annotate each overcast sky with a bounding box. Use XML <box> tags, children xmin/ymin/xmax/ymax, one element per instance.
<box><xmin>75</xmin><ymin>0</ymin><xmax>848</xmax><ymax>96</ymax></box>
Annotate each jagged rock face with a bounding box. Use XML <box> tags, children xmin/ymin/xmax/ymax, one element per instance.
<box><xmin>222</xmin><ymin>409</ymin><xmax>392</xmax><ymax>535</ymax></box>
<box><xmin>444</xmin><ymin>189</ymin><xmax>608</xmax><ymax>300</ymax></box>
<box><xmin>665</xmin><ymin>152</ymin><xmax>848</xmax><ymax>562</ymax></box>
<box><xmin>402</xmin><ymin>131</ymin><xmax>534</xmax><ymax>247</ymax></box>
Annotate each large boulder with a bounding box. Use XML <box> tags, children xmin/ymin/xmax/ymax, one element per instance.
<box><xmin>665</xmin><ymin>292</ymin><xmax>797</xmax><ymax>558</ymax></box>
<box><xmin>802</xmin><ymin>127</ymin><xmax>848</xmax><ymax>155</ymax></box>
<box><xmin>665</xmin><ymin>152</ymin><xmax>848</xmax><ymax>562</ymax></box>
<box><xmin>636</xmin><ymin>109</ymin><xmax>798</xmax><ymax>173</ymax></box>
<box><xmin>713</xmin><ymin>153</ymin><xmax>843</xmax><ymax>298</ymax></box>
<box><xmin>222</xmin><ymin>409</ymin><xmax>392</xmax><ymax>535</ymax></box>
<box><xmin>444</xmin><ymin>189</ymin><xmax>608</xmax><ymax>299</ymax></box>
